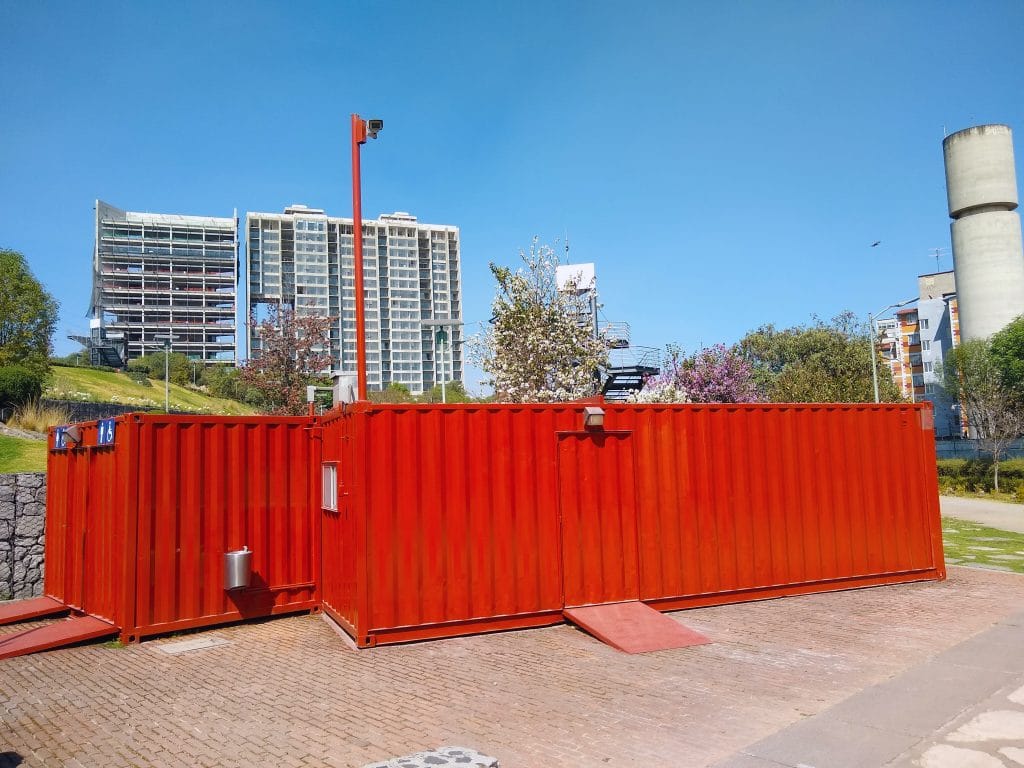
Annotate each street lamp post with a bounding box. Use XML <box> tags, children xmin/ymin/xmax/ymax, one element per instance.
<box><xmin>350</xmin><ymin>114</ymin><xmax>383</xmax><ymax>401</ymax></box>
<box><xmin>143</xmin><ymin>336</ymin><xmax>175</xmax><ymax>412</ymax></box>
<box><xmin>868</xmin><ymin>298</ymin><xmax>916</xmax><ymax>403</ymax></box>
<box><xmin>420</xmin><ymin>319</ymin><xmax>462</xmax><ymax>403</ymax></box>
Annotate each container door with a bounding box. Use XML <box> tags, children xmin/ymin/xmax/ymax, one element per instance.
<box><xmin>558</xmin><ymin>432</ymin><xmax>640</xmax><ymax>608</ymax></box>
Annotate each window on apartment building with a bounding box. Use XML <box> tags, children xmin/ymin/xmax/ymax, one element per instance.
<box><xmin>922</xmin><ymin>340</ymin><xmax>931</xmax><ymax>351</ymax></box>
<box><xmin>924</xmin><ymin>362</ymin><xmax>933</xmax><ymax>373</ymax></box>
<box><xmin>920</xmin><ymin>318</ymin><xmax>930</xmax><ymax>330</ymax></box>
<box><xmin>909</xmin><ymin>333</ymin><xmax>920</xmax><ymax>345</ymax></box>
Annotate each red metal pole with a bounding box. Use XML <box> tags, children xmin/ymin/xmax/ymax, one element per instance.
<box><xmin>351</xmin><ymin>114</ymin><xmax>368</xmax><ymax>401</ymax></box>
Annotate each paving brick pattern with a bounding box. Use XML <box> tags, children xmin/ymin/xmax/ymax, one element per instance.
<box><xmin>1</xmin><ymin>567</ymin><xmax>1023</xmax><ymax>768</ymax></box>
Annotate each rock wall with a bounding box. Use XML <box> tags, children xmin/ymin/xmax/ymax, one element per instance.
<box><xmin>0</xmin><ymin>473</ymin><xmax>46</xmax><ymax>600</ymax></box>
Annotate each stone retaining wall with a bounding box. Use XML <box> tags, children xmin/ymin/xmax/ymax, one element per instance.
<box><xmin>0</xmin><ymin>473</ymin><xmax>46</xmax><ymax>600</ymax></box>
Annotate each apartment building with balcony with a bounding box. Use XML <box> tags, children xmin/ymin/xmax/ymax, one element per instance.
<box><xmin>90</xmin><ymin>200</ymin><xmax>239</xmax><ymax>364</ymax></box>
<box><xmin>880</xmin><ymin>270</ymin><xmax>963</xmax><ymax>437</ymax></box>
<box><xmin>246</xmin><ymin>205</ymin><xmax>462</xmax><ymax>393</ymax></box>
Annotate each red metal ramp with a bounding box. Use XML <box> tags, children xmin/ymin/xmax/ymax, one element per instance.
<box><xmin>0</xmin><ymin>596</ymin><xmax>68</xmax><ymax>626</ymax></box>
<box><xmin>0</xmin><ymin>615</ymin><xmax>117</xmax><ymax>660</ymax></box>
<box><xmin>564</xmin><ymin>601</ymin><xmax>711</xmax><ymax>654</ymax></box>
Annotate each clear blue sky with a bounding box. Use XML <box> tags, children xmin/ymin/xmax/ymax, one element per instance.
<box><xmin>2</xmin><ymin>1</ymin><xmax>1023</xmax><ymax>392</ymax></box>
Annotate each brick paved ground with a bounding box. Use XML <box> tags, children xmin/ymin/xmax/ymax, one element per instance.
<box><xmin>1</xmin><ymin>566</ymin><xmax>1023</xmax><ymax>768</ymax></box>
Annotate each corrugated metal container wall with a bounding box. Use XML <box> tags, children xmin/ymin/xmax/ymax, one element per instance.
<box><xmin>323</xmin><ymin>402</ymin><xmax>943</xmax><ymax>647</ymax></box>
<box><xmin>616</xmin><ymin>404</ymin><xmax>944</xmax><ymax>610</ymax></box>
<box><xmin>45</xmin><ymin>420</ymin><xmax>131</xmax><ymax>625</ymax></box>
<box><xmin>45</xmin><ymin>415</ymin><xmax>321</xmax><ymax>643</ymax></box>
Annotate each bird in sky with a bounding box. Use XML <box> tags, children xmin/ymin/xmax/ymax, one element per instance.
<box><xmin>870</xmin><ymin>241</ymin><xmax>882</xmax><ymax>247</ymax></box>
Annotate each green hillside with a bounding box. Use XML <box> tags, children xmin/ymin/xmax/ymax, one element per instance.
<box><xmin>0</xmin><ymin>434</ymin><xmax>47</xmax><ymax>473</ymax></box>
<box><xmin>46</xmin><ymin>366</ymin><xmax>257</xmax><ymax>415</ymax></box>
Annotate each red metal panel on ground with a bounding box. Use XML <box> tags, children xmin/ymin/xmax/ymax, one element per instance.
<box><xmin>563</xmin><ymin>601</ymin><xmax>711</xmax><ymax>653</ymax></box>
<box><xmin>0</xmin><ymin>615</ymin><xmax>117</xmax><ymax>660</ymax></box>
<box><xmin>0</xmin><ymin>596</ymin><xmax>67</xmax><ymax>625</ymax></box>
<box><xmin>558</xmin><ymin>432</ymin><xmax>640</xmax><ymax>607</ymax></box>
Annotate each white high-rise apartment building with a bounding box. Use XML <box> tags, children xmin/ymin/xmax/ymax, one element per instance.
<box><xmin>246</xmin><ymin>205</ymin><xmax>462</xmax><ymax>393</ymax></box>
<box><xmin>91</xmin><ymin>200</ymin><xmax>239</xmax><ymax>364</ymax></box>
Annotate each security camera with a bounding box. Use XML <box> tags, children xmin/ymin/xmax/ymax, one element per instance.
<box><xmin>366</xmin><ymin>119</ymin><xmax>384</xmax><ymax>138</ymax></box>
<box><xmin>65</xmin><ymin>425</ymin><xmax>83</xmax><ymax>446</ymax></box>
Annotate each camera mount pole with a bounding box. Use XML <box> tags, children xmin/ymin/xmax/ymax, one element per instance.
<box><xmin>351</xmin><ymin>114</ymin><xmax>369</xmax><ymax>401</ymax></box>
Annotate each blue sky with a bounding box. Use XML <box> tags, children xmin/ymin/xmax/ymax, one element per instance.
<box><xmin>2</xmin><ymin>1</ymin><xmax>1023</xmax><ymax>392</ymax></box>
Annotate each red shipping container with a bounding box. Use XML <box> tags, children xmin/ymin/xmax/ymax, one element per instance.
<box><xmin>45</xmin><ymin>415</ymin><xmax>321</xmax><ymax>643</ymax></box>
<box><xmin>319</xmin><ymin>402</ymin><xmax>944</xmax><ymax>647</ymax></box>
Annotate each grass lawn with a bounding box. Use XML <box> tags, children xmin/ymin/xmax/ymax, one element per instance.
<box><xmin>46</xmin><ymin>366</ymin><xmax>256</xmax><ymax>415</ymax></box>
<box><xmin>0</xmin><ymin>434</ymin><xmax>47</xmax><ymax>473</ymax></box>
<box><xmin>942</xmin><ymin>516</ymin><xmax>1024</xmax><ymax>575</ymax></box>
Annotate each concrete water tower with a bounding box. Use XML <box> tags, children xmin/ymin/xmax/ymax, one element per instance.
<box><xmin>943</xmin><ymin>124</ymin><xmax>1024</xmax><ymax>340</ymax></box>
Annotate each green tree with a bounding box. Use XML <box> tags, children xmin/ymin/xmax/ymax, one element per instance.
<box><xmin>368</xmin><ymin>382</ymin><xmax>417</xmax><ymax>404</ymax></box>
<box><xmin>990</xmin><ymin>315</ymin><xmax>1024</xmax><ymax>400</ymax></box>
<box><xmin>420</xmin><ymin>380</ymin><xmax>472</xmax><ymax>404</ymax></box>
<box><xmin>471</xmin><ymin>239</ymin><xmax>608</xmax><ymax>402</ymax></box>
<box><xmin>0</xmin><ymin>249</ymin><xmax>59</xmax><ymax>376</ymax></box>
<box><xmin>738</xmin><ymin>311</ymin><xmax>903</xmax><ymax>403</ymax></box>
<box><xmin>134</xmin><ymin>351</ymin><xmax>192</xmax><ymax>387</ymax></box>
<box><xmin>944</xmin><ymin>339</ymin><xmax>1024</xmax><ymax>492</ymax></box>
<box><xmin>240</xmin><ymin>307</ymin><xmax>333</xmax><ymax>415</ymax></box>
<box><xmin>203</xmin><ymin>365</ymin><xmax>258</xmax><ymax>403</ymax></box>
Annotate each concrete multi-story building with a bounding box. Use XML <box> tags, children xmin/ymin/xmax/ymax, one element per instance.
<box><xmin>91</xmin><ymin>200</ymin><xmax>239</xmax><ymax>364</ymax></box>
<box><xmin>880</xmin><ymin>270</ymin><xmax>963</xmax><ymax>437</ymax></box>
<box><xmin>246</xmin><ymin>205</ymin><xmax>462</xmax><ymax>393</ymax></box>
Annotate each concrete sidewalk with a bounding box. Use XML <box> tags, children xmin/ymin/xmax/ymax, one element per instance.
<box><xmin>715</xmin><ymin>589</ymin><xmax>1024</xmax><ymax>767</ymax></box>
<box><xmin>941</xmin><ymin>495</ymin><xmax>1024</xmax><ymax>534</ymax></box>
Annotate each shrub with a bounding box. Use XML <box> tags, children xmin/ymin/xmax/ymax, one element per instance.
<box><xmin>936</xmin><ymin>459</ymin><xmax>968</xmax><ymax>477</ymax></box>
<box><xmin>7</xmin><ymin>399</ymin><xmax>71</xmax><ymax>433</ymax></box>
<box><xmin>998</xmin><ymin>459</ymin><xmax>1024</xmax><ymax>479</ymax></box>
<box><xmin>125</xmin><ymin>364</ymin><xmax>151</xmax><ymax>387</ymax></box>
<box><xmin>0</xmin><ymin>365</ymin><xmax>44</xmax><ymax>409</ymax></box>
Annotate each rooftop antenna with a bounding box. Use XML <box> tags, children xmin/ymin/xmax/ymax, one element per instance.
<box><xmin>564</xmin><ymin>229</ymin><xmax>570</xmax><ymax>264</ymax></box>
<box><xmin>931</xmin><ymin>247</ymin><xmax>950</xmax><ymax>272</ymax></box>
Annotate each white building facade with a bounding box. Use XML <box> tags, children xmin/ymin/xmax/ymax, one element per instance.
<box><xmin>246</xmin><ymin>206</ymin><xmax>462</xmax><ymax>393</ymax></box>
<box><xmin>91</xmin><ymin>200</ymin><xmax>239</xmax><ymax>364</ymax></box>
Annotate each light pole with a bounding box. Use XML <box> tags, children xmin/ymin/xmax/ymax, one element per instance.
<box><xmin>350</xmin><ymin>114</ymin><xmax>383</xmax><ymax>401</ymax></box>
<box><xmin>143</xmin><ymin>336</ymin><xmax>176</xmax><ymax>412</ymax></box>
<box><xmin>420</xmin><ymin>319</ymin><xmax>462</xmax><ymax>403</ymax></box>
<box><xmin>868</xmin><ymin>299</ymin><xmax>916</xmax><ymax>403</ymax></box>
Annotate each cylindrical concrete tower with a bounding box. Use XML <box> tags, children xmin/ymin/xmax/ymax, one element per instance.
<box><xmin>943</xmin><ymin>124</ymin><xmax>1024</xmax><ymax>340</ymax></box>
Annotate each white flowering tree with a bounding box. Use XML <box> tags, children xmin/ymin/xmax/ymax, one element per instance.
<box><xmin>472</xmin><ymin>240</ymin><xmax>608</xmax><ymax>402</ymax></box>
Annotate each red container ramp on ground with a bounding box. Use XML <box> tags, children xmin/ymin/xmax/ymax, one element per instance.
<box><xmin>42</xmin><ymin>414</ymin><xmax>321</xmax><ymax>644</ymax></box>
<box><xmin>319</xmin><ymin>402</ymin><xmax>944</xmax><ymax>648</ymax></box>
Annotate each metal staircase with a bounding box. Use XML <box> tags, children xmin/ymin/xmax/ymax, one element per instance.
<box><xmin>599</xmin><ymin>322</ymin><xmax>660</xmax><ymax>401</ymax></box>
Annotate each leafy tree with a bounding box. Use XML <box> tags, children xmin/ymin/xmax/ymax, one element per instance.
<box><xmin>0</xmin><ymin>249</ymin><xmax>59</xmax><ymax>376</ymax></box>
<box><xmin>420</xmin><ymin>380</ymin><xmax>472</xmax><ymax>404</ymax></box>
<box><xmin>635</xmin><ymin>343</ymin><xmax>760</xmax><ymax>403</ymax></box>
<box><xmin>240</xmin><ymin>307</ymin><xmax>333</xmax><ymax>415</ymax></box>
<box><xmin>990</xmin><ymin>315</ymin><xmax>1024</xmax><ymax>399</ymax></box>
<box><xmin>368</xmin><ymin>382</ymin><xmax>417</xmax><ymax>404</ymax></box>
<box><xmin>0</xmin><ymin>365</ymin><xmax>44</xmax><ymax>410</ymax></box>
<box><xmin>944</xmin><ymin>339</ymin><xmax>1024</xmax><ymax>492</ymax></box>
<box><xmin>203</xmin><ymin>365</ymin><xmax>260</xmax><ymax>405</ymax></box>
<box><xmin>134</xmin><ymin>351</ymin><xmax>193</xmax><ymax>387</ymax></box>
<box><xmin>738</xmin><ymin>311</ymin><xmax>903</xmax><ymax>403</ymax></box>
<box><xmin>471</xmin><ymin>239</ymin><xmax>608</xmax><ymax>402</ymax></box>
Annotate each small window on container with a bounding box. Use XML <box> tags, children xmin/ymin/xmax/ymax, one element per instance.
<box><xmin>322</xmin><ymin>463</ymin><xmax>338</xmax><ymax>511</ymax></box>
